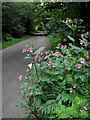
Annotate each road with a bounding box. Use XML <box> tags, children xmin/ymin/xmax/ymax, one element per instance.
<box><xmin>1</xmin><ymin>36</ymin><xmax>50</xmax><ymax>118</ymax></box>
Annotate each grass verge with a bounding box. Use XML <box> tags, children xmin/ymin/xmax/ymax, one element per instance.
<box><xmin>0</xmin><ymin>35</ymin><xmax>30</xmax><ymax>50</ymax></box>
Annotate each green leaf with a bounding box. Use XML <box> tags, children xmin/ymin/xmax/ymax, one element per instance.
<box><xmin>24</xmin><ymin>56</ymin><xmax>32</xmax><ymax>59</ymax></box>
<box><xmin>74</xmin><ymin>73</ymin><xmax>79</xmax><ymax>79</ymax></box>
<box><xmin>35</xmin><ymin>98</ymin><xmax>41</xmax><ymax>107</ymax></box>
<box><xmin>79</xmin><ymin>75</ymin><xmax>85</xmax><ymax>81</ymax></box>
<box><xmin>69</xmin><ymin>43</ymin><xmax>82</xmax><ymax>51</ymax></box>
<box><xmin>34</xmin><ymin>47</ymin><xmax>45</xmax><ymax>55</ymax></box>
<box><xmin>71</xmin><ymin>26</ymin><xmax>76</xmax><ymax>31</ymax></box>
<box><xmin>56</xmin><ymin>94</ymin><xmax>62</xmax><ymax>100</ymax></box>
<box><xmin>67</xmin><ymin>36</ymin><xmax>75</xmax><ymax>42</ymax></box>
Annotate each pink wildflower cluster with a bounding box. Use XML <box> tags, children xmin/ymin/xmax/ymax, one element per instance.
<box><xmin>19</xmin><ymin>75</ymin><xmax>23</xmax><ymax>81</ymax></box>
<box><xmin>80</xmin><ymin>106</ymin><xmax>88</xmax><ymax>113</ymax></box>
<box><xmin>53</xmin><ymin>52</ymin><xmax>60</xmax><ymax>57</ymax></box>
<box><xmin>34</xmin><ymin>53</ymin><xmax>39</xmax><ymax>61</ymax></box>
<box><xmin>70</xmin><ymin>85</ymin><xmax>77</xmax><ymax>93</ymax></box>
<box><xmin>80</xmin><ymin>40</ymin><xmax>87</xmax><ymax>47</ymax></box>
<box><xmin>48</xmin><ymin>61</ymin><xmax>55</xmax><ymax>67</ymax></box>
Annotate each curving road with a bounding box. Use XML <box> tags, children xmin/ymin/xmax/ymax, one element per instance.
<box><xmin>1</xmin><ymin>36</ymin><xmax>50</xmax><ymax>118</ymax></box>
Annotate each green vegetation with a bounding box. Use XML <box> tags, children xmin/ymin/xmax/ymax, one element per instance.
<box><xmin>2</xmin><ymin>1</ymin><xmax>90</xmax><ymax>119</ymax></box>
<box><xmin>0</xmin><ymin>35</ymin><xmax>30</xmax><ymax>50</ymax></box>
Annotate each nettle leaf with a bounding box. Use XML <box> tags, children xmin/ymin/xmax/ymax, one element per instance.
<box><xmin>79</xmin><ymin>75</ymin><xmax>85</xmax><ymax>81</ymax></box>
<box><xmin>24</xmin><ymin>56</ymin><xmax>32</xmax><ymax>59</ymax></box>
<box><xmin>58</xmin><ymin>75</ymin><xmax>63</xmax><ymax>80</ymax></box>
<box><xmin>71</xmin><ymin>26</ymin><xmax>76</xmax><ymax>31</ymax></box>
<box><xmin>34</xmin><ymin>47</ymin><xmax>45</xmax><ymax>55</ymax></box>
<box><xmin>69</xmin><ymin>43</ymin><xmax>82</xmax><ymax>52</ymax></box>
<box><xmin>56</xmin><ymin>94</ymin><xmax>62</xmax><ymax>100</ymax></box>
<box><xmin>74</xmin><ymin>73</ymin><xmax>80</xmax><ymax>79</ymax></box>
<box><xmin>67</xmin><ymin>36</ymin><xmax>75</xmax><ymax>42</ymax></box>
<box><xmin>35</xmin><ymin>97</ymin><xmax>41</xmax><ymax>107</ymax></box>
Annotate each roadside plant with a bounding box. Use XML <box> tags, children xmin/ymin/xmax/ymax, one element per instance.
<box><xmin>16</xmin><ymin>32</ymin><xmax>89</xmax><ymax>119</ymax></box>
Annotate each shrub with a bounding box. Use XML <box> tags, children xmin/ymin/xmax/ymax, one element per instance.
<box><xmin>2</xmin><ymin>34</ymin><xmax>14</xmax><ymax>42</ymax></box>
<box><xmin>16</xmin><ymin>32</ymin><xmax>89</xmax><ymax>119</ymax></box>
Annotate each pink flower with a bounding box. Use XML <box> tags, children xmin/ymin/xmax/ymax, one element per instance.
<box><xmin>27</xmin><ymin>49</ymin><xmax>29</xmax><ymax>52</ymax></box>
<box><xmin>37</xmin><ymin>63</ymin><xmax>40</xmax><ymax>66</ymax></box>
<box><xmin>24</xmin><ymin>83</ymin><xmax>28</xmax><ymax>85</ymax></box>
<box><xmin>37</xmin><ymin>114</ymin><xmax>39</xmax><ymax>117</ymax></box>
<box><xmin>72</xmin><ymin>24</ymin><xmax>74</xmax><ymax>26</ymax></box>
<box><xmin>41</xmin><ymin>48</ymin><xmax>45</xmax><ymax>51</ymax></box>
<box><xmin>35</xmin><ymin>54</ymin><xmax>39</xmax><ymax>61</ymax></box>
<box><xmin>30</xmin><ymin>77</ymin><xmax>33</xmax><ymax>80</ymax></box>
<box><xmin>64</xmin><ymin>45</ymin><xmax>67</xmax><ymax>48</ymax></box>
<box><xmin>87</xmin><ymin>53</ymin><xmax>89</xmax><ymax>56</ymax></box>
<box><xmin>81</xmin><ymin>34</ymin><xmax>84</xmax><ymax>37</ymax></box>
<box><xmin>54</xmin><ymin>52</ymin><xmax>60</xmax><ymax>57</ymax></box>
<box><xmin>80</xmin><ymin>40</ymin><xmax>83</xmax><ymax>45</ymax></box>
<box><xmin>30</xmin><ymin>47</ymin><xmax>33</xmax><ymax>52</ymax></box>
<box><xmin>66</xmin><ymin>50</ymin><xmax>68</xmax><ymax>54</ymax></box>
<box><xmin>52</xmin><ymin>63</ymin><xmax>55</xmax><ymax>67</ymax></box>
<box><xmin>30</xmin><ymin>91</ymin><xmax>33</xmax><ymax>94</ymax></box>
<box><xmin>26</xmin><ymin>69</ymin><xmax>29</xmax><ymax>72</ymax></box>
<box><xmin>49</xmin><ymin>52</ymin><xmax>51</xmax><ymax>55</ymax></box>
<box><xmin>65</xmin><ymin>64</ymin><xmax>68</xmax><ymax>66</ymax></box>
<box><xmin>85</xmin><ymin>43</ymin><xmax>87</xmax><ymax>46</ymax></box>
<box><xmin>41</xmin><ymin>52</ymin><xmax>44</xmax><ymax>56</ymax></box>
<box><xmin>70</xmin><ymin>88</ymin><xmax>73</xmax><ymax>93</ymax></box>
<box><xmin>22</xmin><ymin>49</ymin><xmax>26</xmax><ymax>53</ymax></box>
<box><xmin>20</xmin><ymin>87</ymin><xmax>24</xmax><ymax>89</ymax></box>
<box><xmin>35</xmin><ymin>92</ymin><xmax>37</xmax><ymax>95</ymax></box>
<box><xmin>86</xmin><ymin>31</ymin><xmax>89</xmax><ymax>35</ymax></box>
<box><xmin>78</xmin><ymin>64</ymin><xmax>81</xmax><ymax>68</ymax></box>
<box><xmin>73</xmin><ymin>84</ymin><xmax>77</xmax><ymax>88</ymax></box>
<box><xmin>58</xmin><ymin>43</ymin><xmax>60</xmax><ymax>46</ymax></box>
<box><xmin>81</xmin><ymin>47</ymin><xmax>84</xmax><ymax>49</ymax></box>
<box><xmin>61</xmin><ymin>45</ymin><xmax>64</xmax><ymax>48</ymax></box>
<box><xmin>20</xmin><ymin>91</ymin><xmax>24</xmax><ymax>94</ymax></box>
<box><xmin>19</xmin><ymin>75</ymin><xmax>23</xmax><ymax>81</ymax></box>
<box><xmin>45</xmin><ymin>51</ymin><xmax>48</xmax><ymax>54</ymax></box>
<box><xmin>39</xmin><ymin>51</ymin><xmax>41</xmax><ymax>54</ymax></box>
<box><xmin>84</xmin><ymin>106</ymin><xmax>87</xmax><ymax>110</ymax></box>
<box><xmin>81</xmin><ymin>58</ymin><xmax>85</xmax><ymax>63</ymax></box>
<box><xmin>80</xmin><ymin>110</ymin><xmax>82</xmax><ymax>113</ymax></box>
<box><xmin>44</xmin><ymin>56</ymin><xmax>48</xmax><ymax>59</ymax></box>
<box><xmin>38</xmin><ymin>59</ymin><xmax>41</xmax><ymax>62</ymax></box>
<box><xmin>48</xmin><ymin>61</ymin><xmax>52</xmax><ymax>66</ymax></box>
<box><xmin>27</xmin><ymin>54</ymin><xmax>29</xmax><ymax>56</ymax></box>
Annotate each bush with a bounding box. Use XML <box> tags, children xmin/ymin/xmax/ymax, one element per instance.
<box><xmin>16</xmin><ymin>32</ymin><xmax>89</xmax><ymax>119</ymax></box>
<box><xmin>2</xmin><ymin>34</ymin><xmax>14</xmax><ymax>42</ymax></box>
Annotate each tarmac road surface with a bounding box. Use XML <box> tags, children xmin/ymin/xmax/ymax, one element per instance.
<box><xmin>1</xmin><ymin>36</ymin><xmax>50</xmax><ymax>118</ymax></box>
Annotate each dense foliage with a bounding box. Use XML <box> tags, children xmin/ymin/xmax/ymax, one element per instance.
<box><xmin>2</xmin><ymin>2</ymin><xmax>90</xmax><ymax>41</ymax></box>
<box><xmin>16</xmin><ymin>30</ymin><xmax>89</xmax><ymax>119</ymax></box>
<box><xmin>2</xmin><ymin>2</ymin><xmax>36</xmax><ymax>38</ymax></box>
<box><xmin>3</xmin><ymin>2</ymin><xmax>89</xmax><ymax>119</ymax></box>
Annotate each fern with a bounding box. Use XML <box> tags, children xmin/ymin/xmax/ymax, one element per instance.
<box><xmin>39</xmin><ymin>100</ymin><xmax>57</xmax><ymax>115</ymax></box>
